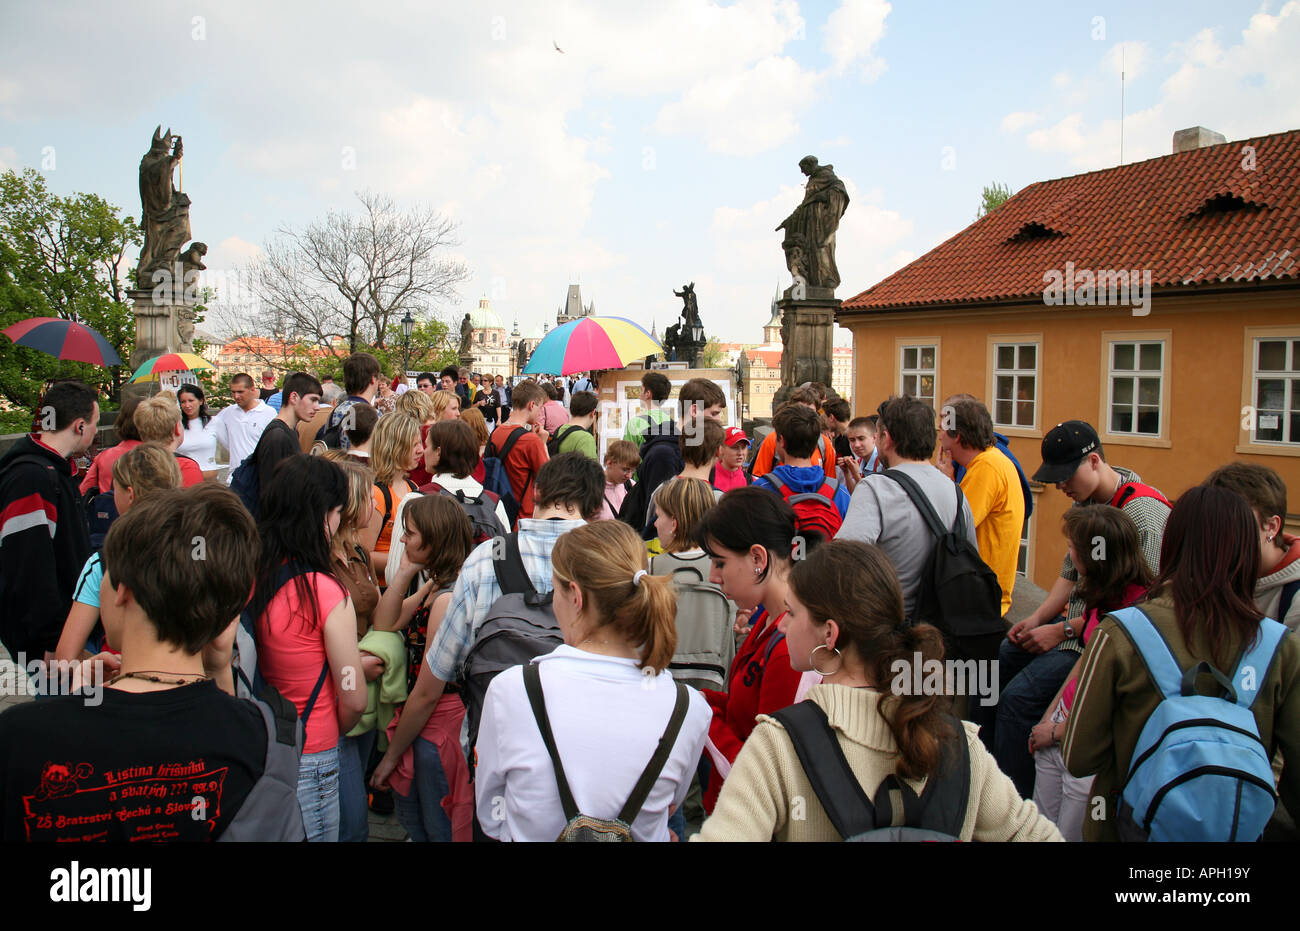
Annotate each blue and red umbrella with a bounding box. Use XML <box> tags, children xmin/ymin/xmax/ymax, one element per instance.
<box><xmin>2</xmin><ymin>317</ymin><xmax>122</xmax><ymax>366</ymax></box>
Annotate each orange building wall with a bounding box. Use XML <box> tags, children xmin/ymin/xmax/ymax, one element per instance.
<box><xmin>841</xmin><ymin>290</ymin><xmax>1300</xmax><ymax>593</ymax></box>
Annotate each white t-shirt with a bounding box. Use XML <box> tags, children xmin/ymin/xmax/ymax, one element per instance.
<box><xmin>474</xmin><ymin>646</ymin><xmax>711</xmax><ymax>842</ymax></box>
<box><xmin>177</xmin><ymin>416</ymin><xmax>219</xmax><ymax>473</ymax></box>
<box><xmin>210</xmin><ymin>400</ymin><xmax>275</xmax><ymax>482</ymax></box>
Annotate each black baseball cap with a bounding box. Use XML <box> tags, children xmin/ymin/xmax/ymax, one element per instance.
<box><xmin>1033</xmin><ymin>421</ymin><xmax>1101</xmax><ymax>484</ymax></box>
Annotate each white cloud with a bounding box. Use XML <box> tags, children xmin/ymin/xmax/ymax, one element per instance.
<box><xmin>1000</xmin><ymin>111</ymin><xmax>1040</xmax><ymax>133</ymax></box>
<box><xmin>823</xmin><ymin>0</ymin><xmax>891</xmax><ymax>80</ymax></box>
<box><xmin>655</xmin><ymin>56</ymin><xmax>822</xmax><ymax>155</ymax></box>
<box><xmin>1010</xmin><ymin>3</ymin><xmax>1300</xmax><ymax>170</ymax></box>
<box><xmin>710</xmin><ymin>171</ymin><xmax>914</xmax><ymax>335</ymax></box>
<box><xmin>0</xmin><ymin>146</ymin><xmax>18</xmax><ymax>171</ymax></box>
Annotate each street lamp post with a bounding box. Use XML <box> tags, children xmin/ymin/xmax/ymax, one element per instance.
<box><xmin>401</xmin><ymin>310</ymin><xmax>415</xmax><ymax>384</ymax></box>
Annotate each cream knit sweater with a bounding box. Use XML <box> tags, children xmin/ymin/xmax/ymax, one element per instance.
<box><xmin>694</xmin><ymin>684</ymin><xmax>1063</xmax><ymax>842</ymax></box>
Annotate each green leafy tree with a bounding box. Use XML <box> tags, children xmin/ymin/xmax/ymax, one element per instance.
<box><xmin>977</xmin><ymin>182</ymin><xmax>1014</xmax><ymax>219</ymax></box>
<box><xmin>0</xmin><ymin>168</ymin><xmax>139</xmax><ymax>409</ymax></box>
<box><xmin>699</xmin><ymin>335</ymin><xmax>727</xmax><ymax>369</ymax></box>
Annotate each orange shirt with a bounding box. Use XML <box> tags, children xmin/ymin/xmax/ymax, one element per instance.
<box><xmin>750</xmin><ymin>431</ymin><xmax>836</xmax><ymax>481</ymax></box>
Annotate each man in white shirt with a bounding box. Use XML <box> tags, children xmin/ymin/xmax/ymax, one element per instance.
<box><xmin>210</xmin><ymin>372</ymin><xmax>275</xmax><ymax>483</ymax></box>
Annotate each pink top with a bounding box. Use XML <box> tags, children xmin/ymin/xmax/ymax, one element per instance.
<box><xmin>598</xmin><ymin>480</ymin><xmax>630</xmax><ymax>520</ymax></box>
<box><xmin>541</xmin><ymin>400</ymin><xmax>569</xmax><ymax>435</ymax></box>
<box><xmin>256</xmin><ymin>572</ymin><xmax>349</xmax><ymax>753</ymax></box>
<box><xmin>711</xmin><ymin>465</ymin><xmax>749</xmax><ymax>493</ymax></box>
<box><xmin>80</xmin><ymin>440</ymin><xmax>141</xmax><ymax>493</ymax></box>
<box><xmin>1061</xmin><ymin>582</ymin><xmax>1148</xmax><ymax>712</ymax></box>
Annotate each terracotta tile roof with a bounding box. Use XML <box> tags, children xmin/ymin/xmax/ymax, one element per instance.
<box><xmin>744</xmin><ymin>349</ymin><xmax>783</xmax><ymax>369</ymax></box>
<box><xmin>842</xmin><ymin>129</ymin><xmax>1300</xmax><ymax>313</ymax></box>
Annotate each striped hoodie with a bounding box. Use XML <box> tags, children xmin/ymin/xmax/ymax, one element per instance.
<box><xmin>0</xmin><ymin>435</ymin><xmax>90</xmax><ymax>658</ymax></box>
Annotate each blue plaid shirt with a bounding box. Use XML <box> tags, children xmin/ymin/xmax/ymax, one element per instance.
<box><xmin>424</xmin><ymin>518</ymin><xmax>586</xmax><ymax>682</ymax></box>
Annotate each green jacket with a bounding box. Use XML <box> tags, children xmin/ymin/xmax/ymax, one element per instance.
<box><xmin>1063</xmin><ymin>593</ymin><xmax>1300</xmax><ymax>841</ymax></box>
<box><xmin>347</xmin><ymin>629</ymin><xmax>408</xmax><ymax>741</ymax></box>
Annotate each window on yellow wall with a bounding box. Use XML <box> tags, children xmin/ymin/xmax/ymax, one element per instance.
<box><xmin>1108</xmin><ymin>340</ymin><xmax>1163</xmax><ymax>436</ymax></box>
<box><xmin>900</xmin><ymin>344</ymin><xmax>937</xmax><ymax>408</ymax></box>
<box><xmin>993</xmin><ymin>343</ymin><xmax>1037</xmax><ymax>429</ymax></box>
<box><xmin>1252</xmin><ymin>338</ymin><xmax>1300</xmax><ymax>445</ymax></box>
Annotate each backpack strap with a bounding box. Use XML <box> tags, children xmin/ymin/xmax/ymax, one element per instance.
<box><xmin>1277</xmin><ymin>579</ymin><xmax>1300</xmax><ymax>625</ymax></box>
<box><xmin>1110</xmin><ymin>481</ymin><xmax>1171</xmax><ymax>509</ymax></box>
<box><xmin>522</xmin><ymin>662</ymin><xmax>581</xmax><ymax>823</ymax></box>
<box><xmin>762</xmin><ymin>628</ymin><xmax>787</xmax><ymax>665</ymax></box>
<box><xmin>1231</xmin><ymin>618</ymin><xmax>1289</xmax><ymax>710</ymax></box>
<box><xmin>492</xmin><ymin>532</ymin><xmax>537</xmax><ymax>596</ymax></box>
<box><xmin>1108</xmin><ymin>606</ymin><xmax>1186</xmax><ymax>701</ymax></box>
<box><xmin>617</xmin><ymin>680</ymin><xmax>690</xmax><ymax>824</ymax></box>
<box><xmin>298</xmin><ymin>662</ymin><xmax>331</xmax><ymax>733</ymax></box>
<box><xmin>772</xmin><ymin>701</ymin><xmax>878</xmax><ymax>838</ymax></box>
<box><xmin>375</xmin><ymin>481</ymin><xmax>395</xmax><ymax>543</ymax></box>
<box><xmin>495</xmin><ymin>426</ymin><xmax>535</xmax><ymax>507</ymax></box>
<box><xmin>764</xmin><ymin>471</ymin><xmax>790</xmax><ymax>495</ymax></box>
<box><xmin>883</xmin><ymin>469</ymin><xmax>947</xmax><ymax>541</ymax></box>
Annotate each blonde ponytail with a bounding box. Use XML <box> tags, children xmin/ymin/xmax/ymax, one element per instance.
<box><xmin>552</xmin><ymin>521</ymin><xmax>678</xmax><ymax>672</ymax></box>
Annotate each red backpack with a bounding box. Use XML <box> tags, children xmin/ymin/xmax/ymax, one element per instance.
<box><xmin>764</xmin><ymin>472</ymin><xmax>844</xmax><ymax>544</ymax></box>
<box><xmin>1109</xmin><ymin>481</ymin><xmax>1171</xmax><ymax>510</ymax></box>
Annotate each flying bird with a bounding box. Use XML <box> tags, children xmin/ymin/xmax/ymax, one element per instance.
<box><xmin>553</xmin><ymin>40</ymin><xmax>565</xmax><ymax>53</ymax></box>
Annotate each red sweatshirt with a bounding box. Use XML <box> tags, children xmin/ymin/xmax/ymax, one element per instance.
<box><xmin>701</xmin><ymin>605</ymin><xmax>802</xmax><ymax>811</ymax></box>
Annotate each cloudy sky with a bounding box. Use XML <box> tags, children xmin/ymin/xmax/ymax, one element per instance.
<box><xmin>2</xmin><ymin>0</ymin><xmax>1298</xmax><ymax>345</ymax></box>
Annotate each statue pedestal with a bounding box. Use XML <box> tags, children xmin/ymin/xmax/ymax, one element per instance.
<box><xmin>772</xmin><ymin>290</ymin><xmax>839</xmax><ymax>409</ymax></box>
<box><xmin>124</xmin><ymin>288</ymin><xmax>183</xmax><ymax>407</ymax></box>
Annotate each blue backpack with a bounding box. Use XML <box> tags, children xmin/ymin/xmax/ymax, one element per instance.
<box><xmin>1111</xmin><ymin>606</ymin><xmax>1288</xmax><ymax>842</ymax></box>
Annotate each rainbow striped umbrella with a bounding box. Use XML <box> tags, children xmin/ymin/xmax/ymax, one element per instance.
<box><xmin>128</xmin><ymin>352</ymin><xmax>215</xmax><ymax>383</ymax></box>
<box><xmin>2</xmin><ymin>317</ymin><xmax>122</xmax><ymax>366</ymax></box>
<box><xmin>522</xmin><ymin>316</ymin><xmax>662</xmax><ymax>376</ymax></box>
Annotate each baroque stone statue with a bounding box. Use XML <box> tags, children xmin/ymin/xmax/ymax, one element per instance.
<box><xmin>672</xmin><ymin>281</ymin><xmax>703</xmax><ymax>333</ymax></box>
<box><xmin>775</xmin><ymin>156</ymin><xmax>850</xmax><ymax>291</ymax></box>
<box><xmin>459</xmin><ymin>312</ymin><xmax>474</xmax><ymax>355</ymax></box>
<box><xmin>137</xmin><ymin>126</ymin><xmax>193</xmax><ymax>287</ymax></box>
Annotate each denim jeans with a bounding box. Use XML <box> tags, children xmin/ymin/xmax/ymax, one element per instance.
<box><xmin>338</xmin><ymin>731</ymin><xmax>376</xmax><ymax>843</ymax></box>
<box><xmin>992</xmin><ymin>640</ymin><xmax>1079</xmax><ymax>799</ymax></box>
<box><xmin>297</xmin><ymin>745</ymin><xmax>341</xmax><ymax>842</ymax></box>
<box><xmin>394</xmin><ymin>736</ymin><xmax>452</xmax><ymax>842</ymax></box>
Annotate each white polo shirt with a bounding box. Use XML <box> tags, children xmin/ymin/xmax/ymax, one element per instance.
<box><xmin>210</xmin><ymin>400</ymin><xmax>275</xmax><ymax>482</ymax></box>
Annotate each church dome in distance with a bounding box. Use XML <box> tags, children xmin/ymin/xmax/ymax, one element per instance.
<box><xmin>470</xmin><ymin>297</ymin><xmax>504</xmax><ymax>330</ymax></box>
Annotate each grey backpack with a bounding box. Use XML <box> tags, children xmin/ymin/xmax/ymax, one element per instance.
<box><xmin>772</xmin><ymin>701</ymin><xmax>970</xmax><ymax>841</ymax></box>
<box><xmin>650</xmin><ymin>551</ymin><xmax>736</xmax><ymax>691</ymax></box>
<box><xmin>461</xmin><ymin>533</ymin><xmax>564</xmax><ymax>770</ymax></box>
<box><xmin>217</xmin><ymin>690</ymin><xmax>307</xmax><ymax>841</ymax></box>
<box><xmin>524</xmin><ymin>662</ymin><xmax>690</xmax><ymax>841</ymax></box>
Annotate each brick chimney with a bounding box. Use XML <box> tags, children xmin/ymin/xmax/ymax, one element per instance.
<box><xmin>1173</xmin><ymin>126</ymin><xmax>1227</xmax><ymax>153</ymax></box>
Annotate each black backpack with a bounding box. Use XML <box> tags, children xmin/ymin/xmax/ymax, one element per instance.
<box><xmin>460</xmin><ymin>533</ymin><xmax>564</xmax><ymax>772</ymax></box>
<box><xmin>772</xmin><ymin>701</ymin><xmax>969</xmax><ymax>841</ymax></box>
<box><xmin>883</xmin><ymin>469</ymin><xmax>1005</xmax><ymax>664</ymax></box>
<box><xmin>319</xmin><ymin>399</ymin><xmax>359</xmax><ymax>450</ymax></box>
<box><xmin>546</xmin><ymin>423</ymin><xmax>586</xmax><ymax>457</ymax></box>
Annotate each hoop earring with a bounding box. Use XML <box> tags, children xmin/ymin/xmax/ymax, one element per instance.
<box><xmin>810</xmin><ymin>643</ymin><xmax>842</xmax><ymax>676</ymax></box>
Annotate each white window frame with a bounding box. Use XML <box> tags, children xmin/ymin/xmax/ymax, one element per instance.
<box><xmin>986</xmin><ymin>334</ymin><xmax>1042</xmax><ymax>437</ymax></box>
<box><xmin>896</xmin><ymin>337</ymin><xmax>941</xmax><ymax>410</ymax></box>
<box><xmin>1249</xmin><ymin>335</ymin><xmax>1300</xmax><ymax>447</ymax></box>
<box><xmin>1098</xmin><ymin>330</ymin><xmax>1172</xmax><ymax>449</ymax></box>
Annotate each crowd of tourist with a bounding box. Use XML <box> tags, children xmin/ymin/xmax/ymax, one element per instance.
<box><xmin>0</xmin><ymin>353</ymin><xmax>1296</xmax><ymax>844</ymax></box>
